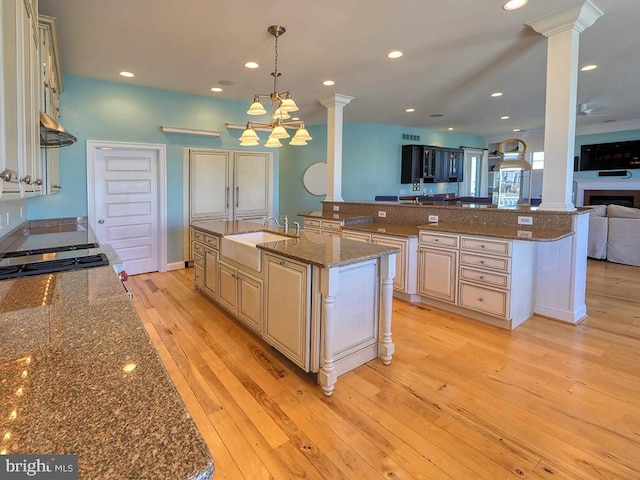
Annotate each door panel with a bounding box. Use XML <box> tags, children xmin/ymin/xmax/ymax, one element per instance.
<box><xmin>234</xmin><ymin>152</ymin><xmax>269</xmax><ymax>216</ymax></box>
<box><xmin>93</xmin><ymin>148</ymin><xmax>159</xmax><ymax>275</ymax></box>
<box><xmin>190</xmin><ymin>150</ymin><xmax>230</xmax><ymax>220</ymax></box>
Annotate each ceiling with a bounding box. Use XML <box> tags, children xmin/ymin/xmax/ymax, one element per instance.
<box><xmin>38</xmin><ymin>0</ymin><xmax>640</xmax><ymax>138</ymax></box>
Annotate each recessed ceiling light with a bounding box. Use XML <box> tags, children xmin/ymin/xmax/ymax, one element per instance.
<box><xmin>448</xmin><ymin>127</ymin><xmax>454</xmax><ymax>131</ymax></box>
<box><xmin>513</xmin><ymin>128</ymin><xmax>522</xmax><ymax>132</ymax></box>
<box><xmin>405</xmin><ymin>108</ymin><xmax>415</xmax><ymax>113</ymax></box>
<box><xmin>502</xmin><ymin>0</ymin><xmax>528</xmax><ymax>11</ymax></box>
<box><xmin>323</xmin><ymin>80</ymin><xmax>335</xmax><ymax>86</ymax></box>
<box><xmin>244</xmin><ymin>61</ymin><xmax>259</xmax><ymax>69</ymax></box>
<box><xmin>119</xmin><ymin>71</ymin><xmax>134</xmax><ymax>78</ymax></box>
<box><xmin>387</xmin><ymin>51</ymin><xmax>403</xmax><ymax>59</ymax></box>
<box><xmin>580</xmin><ymin>64</ymin><xmax>598</xmax><ymax>72</ymax></box>
<box><xmin>210</xmin><ymin>87</ymin><xmax>223</xmax><ymax>93</ymax></box>
<box><xmin>491</xmin><ymin>92</ymin><xmax>503</xmax><ymax>97</ymax></box>
<box><xmin>501</xmin><ymin>115</ymin><xmax>510</xmax><ymax>120</ymax></box>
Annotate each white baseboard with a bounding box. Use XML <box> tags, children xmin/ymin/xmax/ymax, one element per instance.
<box><xmin>166</xmin><ymin>261</ymin><xmax>186</xmax><ymax>271</ymax></box>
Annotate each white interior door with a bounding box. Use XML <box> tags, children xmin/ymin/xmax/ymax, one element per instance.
<box><xmin>91</xmin><ymin>146</ymin><xmax>160</xmax><ymax>275</ymax></box>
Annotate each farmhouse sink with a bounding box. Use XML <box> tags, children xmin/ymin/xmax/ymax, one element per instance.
<box><xmin>220</xmin><ymin>231</ymin><xmax>290</xmax><ymax>272</ymax></box>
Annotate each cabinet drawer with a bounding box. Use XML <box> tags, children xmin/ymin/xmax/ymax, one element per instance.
<box><xmin>460</xmin><ymin>266</ymin><xmax>509</xmax><ymax>289</ymax></box>
<box><xmin>321</xmin><ymin>220</ymin><xmax>342</xmax><ymax>231</ymax></box>
<box><xmin>204</xmin><ymin>234</ymin><xmax>219</xmax><ymax>249</ymax></box>
<box><xmin>459</xmin><ymin>283</ymin><xmax>508</xmax><ymax>318</ymax></box>
<box><xmin>304</xmin><ymin>218</ymin><xmax>321</xmax><ymax>229</ymax></box>
<box><xmin>193</xmin><ymin>242</ymin><xmax>205</xmax><ymax>256</ymax></box>
<box><xmin>342</xmin><ymin>231</ymin><xmax>371</xmax><ymax>243</ymax></box>
<box><xmin>461</xmin><ymin>237</ymin><xmax>511</xmax><ymax>256</ymax></box>
<box><xmin>194</xmin><ymin>264</ymin><xmax>204</xmax><ymax>287</ymax></box>
<box><xmin>419</xmin><ymin>232</ymin><xmax>459</xmax><ymax>249</ymax></box>
<box><xmin>194</xmin><ymin>230</ymin><xmax>206</xmax><ymax>243</ymax></box>
<box><xmin>460</xmin><ymin>252</ymin><xmax>510</xmax><ymax>273</ymax></box>
<box><xmin>194</xmin><ymin>252</ymin><xmax>204</xmax><ymax>268</ymax></box>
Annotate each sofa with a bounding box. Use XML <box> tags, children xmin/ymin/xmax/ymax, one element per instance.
<box><xmin>586</xmin><ymin>204</ymin><xmax>640</xmax><ymax>266</ymax></box>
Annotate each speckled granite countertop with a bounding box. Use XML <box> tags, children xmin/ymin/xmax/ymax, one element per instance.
<box><xmin>417</xmin><ymin>221</ymin><xmax>572</xmax><ymax>241</ymax></box>
<box><xmin>191</xmin><ymin>220</ymin><xmax>399</xmax><ymax>268</ymax></box>
<box><xmin>0</xmin><ymin>220</ymin><xmax>214</xmax><ymax>479</ymax></box>
<box><xmin>340</xmin><ymin>223</ymin><xmax>420</xmax><ymax>238</ymax></box>
<box><xmin>299</xmin><ymin>211</ymin><xmax>374</xmax><ymax>224</ymax></box>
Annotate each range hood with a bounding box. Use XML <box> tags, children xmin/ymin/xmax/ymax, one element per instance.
<box><xmin>40</xmin><ymin>111</ymin><xmax>77</xmax><ymax>148</ymax></box>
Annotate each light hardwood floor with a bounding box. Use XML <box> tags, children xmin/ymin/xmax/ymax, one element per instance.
<box><xmin>128</xmin><ymin>259</ymin><xmax>640</xmax><ymax>480</ymax></box>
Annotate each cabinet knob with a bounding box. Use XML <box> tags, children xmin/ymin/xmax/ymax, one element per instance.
<box><xmin>20</xmin><ymin>175</ymin><xmax>32</xmax><ymax>185</ymax></box>
<box><xmin>478</xmin><ymin>297</ymin><xmax>484</xmax><ymax>302</ymax></box>
<box><xmin>479</xmin><ymin>275</ymin><xmax>485</xmax><ymax>280</ymax></box>
<box><xmin>480</xmin><ymin>245</ymin><xmax>486</xmax><ymax>249</ymax></box>
<box><xmin>434</xmin><ymin>239</ymin><xmax>439</xmax><ymax>242</ymax></box>
<box><xmin>480</xmin><ymin>260</ymin><xmax>485</xmax><ymax>265</ymax></box>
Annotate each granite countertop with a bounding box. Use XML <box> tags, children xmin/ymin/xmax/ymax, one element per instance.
<box><xmin>191</xmin><ymin>220</ymin><xmax>399</xmax><ymax>268</ymax></box>
<box><xmin>417</xmin><ymin>221</ymin><xmax>572</xmax><ymax>241</ymax></box>
<box><xmin>0</xmin><ymin>221</ymin><xmax>214</xmax><ymax>479</ymax></box>
<box><xmin>299</xmin><ymin>211</ymin><xmax>374</xmax><ymax>223</ymax></box>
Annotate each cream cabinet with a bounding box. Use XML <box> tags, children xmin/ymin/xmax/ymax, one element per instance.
<box><xmin>189</xmin><ymin>149</ymin><xmax>273</xmax><ymax>223</ymax></box>
<box><xmin>1</xmin><ymin>0</ymin><xmax>40</xmax><ymax>198</ymax></box>
<box><xmin>417</xmin><ymin>232</ymin><xmax>459</xmax><ymax>304</ymax></box>
<box><xmin>263</xmin><ymin>253</ymin><xmax>311</xmax><ymax>370</ymax></box>
<box><xmin>38</xmin><ymin>15</ymin><xmax>63</xmax><ymax>194</ymax></box>
<box><xmin>193</xmin><ymin>230</ymin><xmax>219</xmax><ymax>299</ymax></box>
<box><xmin>417</xmin><ymin>230</ymin><xmax>536</xmax><ymax>329</ymax></box>
<box><xmin>218</xmin><ymin>260</ymin><xmax>263</xmax><ymax>334</ymax></box>
<box><xmin>302</xmin><ymin>218</ymin><xmax>342</xmax><ymax>236</ymax></box>
<box><xmin>342</xmin><ymin>229</ymin><xmax>417</xmax><ymax>296</ymax></box>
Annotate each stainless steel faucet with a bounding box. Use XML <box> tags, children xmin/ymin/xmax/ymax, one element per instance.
<box><xmin>264</xmin><ymin>214</ymin><xmax>288</xmax><ymax>232</ymax></box>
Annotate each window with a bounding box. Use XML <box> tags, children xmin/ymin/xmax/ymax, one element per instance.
<box><xmin>531</xmin><ymin>151</ymin><xmax>544</xmax><ymax>170</ymax></box>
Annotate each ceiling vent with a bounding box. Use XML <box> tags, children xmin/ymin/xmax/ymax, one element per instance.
<box><xmin>402</xmin><ymin>134</ymin><xmax>420</xmax><ymax>142</ymax></box>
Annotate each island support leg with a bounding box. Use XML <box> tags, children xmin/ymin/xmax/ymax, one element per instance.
<box><xmin>318</xmin><ymin>267</ymin><xmax>339</xmax><ymax>396</ymax></box>
<box><xmin>380</xmin><ymin>253</ymin><xmax>396</xmax><ymax>365</ymax></box>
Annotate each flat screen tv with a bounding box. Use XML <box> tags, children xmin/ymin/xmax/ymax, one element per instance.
<box><xmin>578</xmin><ymin>140</ymin><xmax>640</xmax><ymax>171</ymax></box>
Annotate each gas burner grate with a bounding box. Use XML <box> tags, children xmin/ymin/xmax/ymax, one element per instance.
<box><xmin>0</xmin><ymin>243</ymin><xmax>100</xmax><ymax>259</ymax></box>
<box><xmin>0</xmin><ymin>254</ymin><xmax>109</xmax><ymax>280</ymax></box>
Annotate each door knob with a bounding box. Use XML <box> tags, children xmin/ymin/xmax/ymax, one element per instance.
<box><xmin>98</xmin><ymin>219</ymin><xmax>105</xmax><ymax>224</ymax></box>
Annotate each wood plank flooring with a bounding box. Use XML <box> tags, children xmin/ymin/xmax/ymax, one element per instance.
<box><xmin>128</xmin><ymin>259</ymin><xmax>640</xmax><ymax>480</ymax></box>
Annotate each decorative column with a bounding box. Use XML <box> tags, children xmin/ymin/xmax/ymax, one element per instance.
<box><xmin>319</xmin><ymin>94</ymin><xmax>354</xmax><ymax>202</ymax></box>
<box><xmin>526</xmin><ymin>1</ymin><xmax>603</xmax><ymax>211</ymax></box>
<box><xmin>379</xmin><ymin>253</ymin><xmax>396</xmax><ymax>365</ymax></box>
<box><xmin>318</xmin><ymin>267</ymin><xmax>339</xmax><ymax>396</ymax></box>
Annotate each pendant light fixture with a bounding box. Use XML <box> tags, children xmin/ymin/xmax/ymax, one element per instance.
<box><xmin>239</xmin><ymin>25</ymin><xmax>312</xmax><ymax>148</ymax></box>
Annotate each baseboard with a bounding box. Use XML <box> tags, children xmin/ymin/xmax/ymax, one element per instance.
<box><xmin>166</xmin><ymin>261</ymin><xmax>186</xmax><ymax>271</ymax></box>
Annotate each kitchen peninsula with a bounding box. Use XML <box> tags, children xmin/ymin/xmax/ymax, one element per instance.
<box><xmin>0</xmin><ymin>219</ymin><xmax>213</xmax><ymax>479</ymax></box>
<box><xmin>190</xmin><ymin>220</ymin><xmax>398</xmax><ymax>396</ymax></box>
<box><xmin>303</xmin><ymin>200</ymin><xmax>590</xmax><ymax>329</ymax></box>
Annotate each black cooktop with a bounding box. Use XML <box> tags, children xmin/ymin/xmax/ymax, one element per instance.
<box><xmin>0</xmin><ymin>253</ymin><xmax>109</xmax><ymax>280</ymax></box>
<box><xmin>0</xmin><ymin>242</ymin><xmax>100</xmax><ymax>259</ymax></box>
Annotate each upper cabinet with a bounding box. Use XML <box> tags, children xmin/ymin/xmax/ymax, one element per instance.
<box><xmin>400</xmin><ymin>145</ymin><xmax>464</xmax><ymax>184</ymax></box>
<box><xmin>1</xmin><ymin>1</ymin><xmax>65</xmax><ymax>200</ymax></box>
<box><xmin>1</xmin><ymin>0</ymin><xmax>40</xmax><ymax>196</ymax></box>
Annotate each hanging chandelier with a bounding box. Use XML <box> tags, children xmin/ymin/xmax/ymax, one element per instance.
<box><xmin>239</xmin><ymin>25</ymin><xmax>312</xmax><ymax>148</ymax></box>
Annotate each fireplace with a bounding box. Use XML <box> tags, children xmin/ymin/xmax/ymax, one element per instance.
<box><xmin>574</xmin><ymin>179</ymin><xmax>640</xmax><ymax>208</ymax></box>
<box><xmin>584</xmin><ymin>190</ymin><xmax>640</xmax><ymax>208</ymax></box>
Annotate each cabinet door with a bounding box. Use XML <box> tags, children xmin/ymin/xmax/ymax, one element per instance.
<box><xmin>418</xmin><ymin>246</ymin><xmax>457</xmax><ymax>303</ymax></box>
<box><xmin>264</xmin><ymin>254</ymin><xmax>311</xmax><ymax>371</ymax></box>
<box><xmin>217</xmin><ymin>262</ymin><xmax>238</xmax><ymax>313</ymax></box>
<box><xmin>401</xmin><ymin>145</ymin><xmax>422</xmax><ymax>184</ymax></box>
<box><xmin>442</xmin><ymin>148</ymin><xmax>464</xmax><ymax>182</ymax></box>
<box><xmin>234</xmin><ymin>151</ymin><xmax>270</xmax><ymax>218</ymax></box>
<box><xmin>342</xmin><ymin>231</ymin><xmax>371</xmax><ymax>243</ymax></box>
<box><xmin>424</xmin><ymin>146</ymin><xmax>446</xmax><ymax>183</ymax></box>
<box><xmin>190</xmin><ymin>150</ymin><xmax>231</xmax><ymax>220</ymax></box>
<box><xmin>204</xmin><ymin>247</ymin><xmax>218</xmax><ymax>299</ymax></box>
<box><xmin>371</xmin><ymin>235</ymin><xmax>406</xmax><ymax>292</ymax></box>
<box><xmin>237</xmin><ymin>272</ymin><xmax>263</xmax><ymax>334</ymax></box>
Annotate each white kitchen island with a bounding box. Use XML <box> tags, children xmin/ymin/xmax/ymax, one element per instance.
<box><xmin>191</xmin><ymin>220</ymin><xmax>398</xmax><ymax>396</ymax></box>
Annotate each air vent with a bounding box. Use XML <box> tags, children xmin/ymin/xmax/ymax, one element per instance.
<box><xmin>402</xmin><ymin>134</ymin><xmax>420</xmax><ymax>142</ymax></box>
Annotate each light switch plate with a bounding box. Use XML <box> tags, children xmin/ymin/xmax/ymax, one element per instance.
<box><xmin>378</xmin><ymin>211</ymin><xmax>387</xmax><ymax>218</ymax></box>
<box><xmin>518</xmin><ymin>216</ymin><xmax>533</xmax><ymax>225</ymax></box>
<box><xmin>333</xmin><ymin>205</ymin><xmax>340</xmax><ymax>211</ymax></box>
<box><xmin>428</xmin><ymin>215</ymin><xmax>439</xmax><ymax>223</ymax></box>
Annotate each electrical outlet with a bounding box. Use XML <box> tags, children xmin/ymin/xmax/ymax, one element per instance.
<box><xmin>412</xmin><ymin>183</ymin><xmax>421</xmax><ymax>191</ymax></box>
<box><xmin>517</xmin><ymin>230</ymin><xmax>533</xmax><ymax>239</ymax></box>
<box><xmin>428</xmin><ymin>215</ymin><xmax>439</xmax><ymax>223</ymax></box>
<box><xmin>378</xmin><ymin>211</ymin><xmax>387</xmax><ymax>218</ymax></box>
<box><xmin>518</xmin><ymin>216</ymin><xmax>533</xmax><ymax>225</ymax></box>
<box><xmin>333</xmin><ymin>205</ymin><xmax>340</xmax><ymax>212</ymax></box>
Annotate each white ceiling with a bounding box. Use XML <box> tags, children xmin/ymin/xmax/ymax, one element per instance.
<box><xmin>38</xmin><ymin>0</ymin><xmax>640</xmax><ymax>138</ymax></box>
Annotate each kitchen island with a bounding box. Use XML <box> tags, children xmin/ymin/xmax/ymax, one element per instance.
<box><xmin>190</xmin><ymin>220</ymin><xmax>399</xmax><ymax>396</ymax></box>
<box><xmin>0</xmin><ymin>220</ymin><xmax>213</xmax><ymax>479</ymax></box>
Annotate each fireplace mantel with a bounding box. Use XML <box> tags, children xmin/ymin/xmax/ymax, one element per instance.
<box><xmin>574</xmin><ymin>178</ymin><xmax>640</xmax><ymax>207</ymax></box>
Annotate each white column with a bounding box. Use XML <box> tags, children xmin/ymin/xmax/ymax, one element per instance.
<box><xmin>379</xmin><ymin>253</ymin><xmax>396</xmax><ymax>365</ymax></box>
<box><xmin>526</xmin><ymin>1</ymin><xmax>603</xmax><ymax>212</ymax></box>
<box><xmin>318</xmin><ymin>267</ymin><xmax>339</xmax><ymax>396</ymax></box>
<box><xmin>319</xmin><ymin>94</ymin><xmax>354</xmax><ymax>202</ymax></box>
